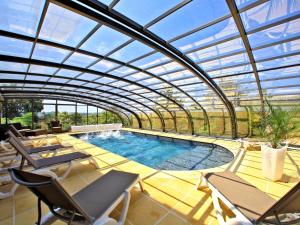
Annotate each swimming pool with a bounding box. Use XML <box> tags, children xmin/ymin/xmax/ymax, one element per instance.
<box><xmin>73</xmin><ymin>131</ymin><xmax>234</xmax><ymax>171</ymax></box>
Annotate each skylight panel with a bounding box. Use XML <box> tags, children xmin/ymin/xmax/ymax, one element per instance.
<box><xmin>55</xmin><ymin>69</ymin><xmax>81</xmax><ymax>78</ymax></box>
<box><xmin>89</xmin><ymin>60</ymin><xmax>120</xmax><ymax>72</ymax></box>
<box><xmin>130</xmin><ymin>52</ymin><xmax>171</xmax><ymax>69</ymax></box>
<box><xmin>171</xmin><ymin>18</ymin><xmax>239</xmax><ymax>52</ymax></box>
<box><xmin>0</xmin><ymin>61</ymin><xmax>28</xmax><ymax>72</ymax></box>
<box><xmin>0</xmin><ymin>0</ymin><xmax>45</xmax><ymax>36</ymax></box>
<box><xmin>64</xmin><ymin>52</ymin><xmax>98</xmax><ymax>67</ymax></box>
<box><xmin>81</xmin><ymin>26</ymin><xmax>130</xmax><ymax>55</ymax></box>
<box><xmin>28</xmin><ymin>65</ymin><xmax>58</xmax><ymax>75</ymax></box>
<box><xmin>0</xmin><ymin>36</ymin><xmax>33</xmax><ymax>58</ymax></box>
<box><xmin>113</xmin><ymin>0</ymin><xmax>182</xmax><ymax>26</ymax></box>
<box><xmin>149</xmin><ymin>0</ymin><xmax>230</xmax><ymax>40</ymax></box>
<box><xmin>32</xmin><ymin>44</ymin><xmax>71</xmax><ymax>63</ymax></box>
<box><xmin>109</xmin><ymin>41</ymin><xmax>153</xmax><ymax>62</ymax></box>
<box><xmin>240</xmin><ymin>0</ymin><xmax>300</xmax><ymax>31</ymax></box>
<box><xmin>39</xmin><ymin>3</ymin><xmax>97</xmax><ymax>47</ymax></box>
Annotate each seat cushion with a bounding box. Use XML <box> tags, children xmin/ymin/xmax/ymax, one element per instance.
<box><xmin>27</xmin><ymin>144</ymin><xmax>65</xmax><ymax>154</ymax></box>
<box><xmin>73</xmin><ymin>170</ymin><xmax>139</xmax><ymax>221</ymax></box>
<box><xmin>34</xmin><ymin>152</ymin><xmax>91</xmax><ymax>169</ymax></box>
<box><xmin>205</xmin><ymin>171</ymin><xmax>276</xmax><ymax>223</ymax></box>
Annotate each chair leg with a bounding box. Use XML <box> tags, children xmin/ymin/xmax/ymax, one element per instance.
<box><xmin>211</xmin><ymin>190</ymin><xmax>227</xmax><ymax>225</ymax></box>
<box><xmin>195</xmin><ymin>172</ymin><xmax>208</xmax><ymax>190</ymax></box>
<box><xmin>0</xmin><ymin>183</ymin><xmax>19</xmax><ymax>199</ymax></box>
<box><xmin>118</xmin><ymin>191</ymin><xmax>131</xmax><ymax>225</ymax></box>
<box><xmin>138</xmin><ymin>180</ymin><xmax>144</xmax><ymax>192</ymax></box>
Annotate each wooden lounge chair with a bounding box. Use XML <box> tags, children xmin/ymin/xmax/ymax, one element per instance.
<box><xmin>9</xmin><ymin>125</ymin><xmax>51</xmax><ymax>141</ymax></box>
<box><xmin>198</xmin><ymin>171</ymin><xmax>300</xmax><ymax>225</ymax></box>
<box><xmin>0</xmin><ymin>132</ymin><xmax>99</xmax><ymax>199</ymax></box>
<box><xmin>9</xmin><ymin>168</ymin><xmax>143</xmax><ymax>225</ymax></box>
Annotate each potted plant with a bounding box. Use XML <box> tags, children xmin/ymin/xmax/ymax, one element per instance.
<box><xmin>260</xmin><ymin>100</ymin><xmax>295</xmax><ymax>181</ymax></box>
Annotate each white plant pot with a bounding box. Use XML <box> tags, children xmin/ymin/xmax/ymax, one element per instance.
<box><xmin>261</xmin><ymin>145</ymin><xmax>287</xmax><ymax>181</ymax></box>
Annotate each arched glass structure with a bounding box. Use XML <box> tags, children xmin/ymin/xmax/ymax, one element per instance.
<box><xmin>0</xmin><ymin>0</ymin><xmax>299</xmax><ymax>138</ymax></box>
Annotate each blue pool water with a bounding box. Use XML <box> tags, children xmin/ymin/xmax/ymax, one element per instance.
<box><xmin>73</xmin><ymin>131</ymin><xmax>234</xmax><ymax>170</ymax></box>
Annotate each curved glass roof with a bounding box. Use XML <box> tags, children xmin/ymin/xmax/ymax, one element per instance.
<box><xmin>0</xmin><ymin>0</ymin><xmax>299</xmax><ymax>137</ymax></box>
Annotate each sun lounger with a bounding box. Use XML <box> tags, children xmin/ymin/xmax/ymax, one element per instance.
<box><xmin>197</xmin><ymin>171</ymin><xmax>300</xmax><ymax>225</ymax></box>
<box><xmin>9</xmin><ymin>168</ymin><xmax>143</xmax><ymax>225</ymax></box>
<box><xmin>0</xmin><ymin>132</ymin><xmax>99</xmax><ymax>199</ymax></box>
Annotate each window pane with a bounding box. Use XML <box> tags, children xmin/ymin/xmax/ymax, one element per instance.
<box><xmin>28</xmin><ymin>65</ymin><xmax>58</xmax><ymax>75</ymax></box>
<box><xmin>89</xmin><ymin>59</ymin><xmax>120</xmax><ymax>72</ymax></box>
<box><xmin>188</xmin><ymin>38</ymin><xmax>245</xmax><ymax>62</ymax></box>
<box><xmin>248</xmin><ymin>18</ymin><xmax>300</xmax><ymax>48</ymax></box>
<box><xmin>253</xmin><ymin>39</ymin><xmax>300</xmax><ymax>61</ymax></box>
<box><xmin>172</xmin><ymin>18</ymin><xmax>238</xmax><ymax>52</ymax></box>
<box><xmin>149</xmin><ymin>0</ymin><xmax>230</xmax><ymax>40</ymax></box>
<box><xmin>77</xmin><ymin>73</ymin><xmax>100</xmax><ymax>81</ymax></box>
<box><xmin>0</xmin><ymin>62</ymin><xmax>28</xmax><ymax>72</ymax></box>
<box><xmin>114</xmin><ymin>0</ymin><xmax>182</xmax><ymax>26</ymax></box>
<box><xmin>0</xmin><ymin>0</ymin><xmax>45</xmax><ymax>36</ymax></box>
<box><xmin>49</xmin><ymin>77</ymin><xmax>69</xmax><ymax>83</ymax></box>
<box><xmin>109</xmin><ymin>66</ymin><xmax>136</xmax><ymax>77</ymax></box>
<box><xmin>0</xmin><ymin>36</ymin><xmax>33</xmax><ymax>57</ymax></box>
<box><xmin>32</xmin><ymin>43</ymin><xmax>71</xmax><ymax>63</ymax></box>
<box><xmin>64</xmin><ymin>52</ymin><xmax>98</xmax><ymax>67</ymax></box>
<box><xmin>55</xmin><ymin>69</ymin><xmax>81</xmax><ymax>78</ymax></box>
<box><xmin>26</xmin><ymin>75</ymin><xmax>49</xmax><ymax>81</ymax></box>
<box><xmin>240</xmin><ymin>0</ymin><xmax>300</xmax><ymax>31</ymax></box>
<box><xmin>81</xmin><ymin>26</ymin><xmax>130</xmax><ymax>55</ymax></box>
<box><xmin>109</xmin><ymin>41</ymin><xmax>153</xmax><ymax>62</ymax></box>
<box><xmin>39</xmin><ymin>3</ymin><xmax>97</xmax><ymax>46</ymax></box>
<box><xmin>130</xmin><ymin>52</ymin><xmax>171</xmax><ymax>69</ymax></box>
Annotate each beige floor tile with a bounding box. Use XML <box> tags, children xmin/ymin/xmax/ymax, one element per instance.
<box><xmin>127</xmin><ymin>196</ymin><xmax>168</xmax><ymax>225</ymax></box>
<box><xmin>157</xmin><ymin>213</ymin><xmax>190</xmax><ymax>225</ymax></box>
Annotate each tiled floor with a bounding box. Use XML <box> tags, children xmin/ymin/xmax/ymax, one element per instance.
<box><xmin>0</xmin><ymin>129</ymin><xmax>299</xmax><ymax>225</ymax></box>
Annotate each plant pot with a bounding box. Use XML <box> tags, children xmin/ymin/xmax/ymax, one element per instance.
<box><xmin>261</xmin><ymin>145</ymin><xmax>287</xmax><ymax>181</ymax></box>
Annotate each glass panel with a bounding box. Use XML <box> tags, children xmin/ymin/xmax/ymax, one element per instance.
<box><xmin>261</xmin><ymin>76</ymin><xmax>300</xmax><ymax>88</ymax></box>
<box><xmin>39</xmin><ymin>3</ymin><xmax>97</xmax><ymax>47</ymax></box>
<box><xmin>253</xmin><ymin>39</ymin><xmax>300</xmax><ymax>61</ymax></box>
<box><xmin>259</xmin><ymin>66</ymin><xmax>300</xmax><ymax>80</ymax></box>
<box><xmin>248</xmin><ymin>18</ymin><xmax>300</xmax><ymax>48</ymax></box>
<box><xmin>0</xmin><ymin>0</ymin><xmax>45</xmax><ymax>36</ymax></box>
<box><xmin>240</xmin><ymin>0</ymin><xmax>300</xmax><ymax>31</ymax></box>
<box><xmin>89</xmin><ymin>59</ymin><xmax>120</xmax><ymax>72</ymax></box>
<box><xmin>68</xmin><ymin>80</ymin><xmax>86</xmax><ymax>86</ymax></box>
<box><xmin>130</xmin><ymin>52</ymin><xmax>171</xmax><ymax>69</ymax></box>
<box><xmin>114</xmin><ymin>0</ymin><xmax>182</xmax><ymax>26</ymax></box>
<box><xmin>149</xmin><ymin>0</ymin><xmax>230</xmax><ymax>40</ymax></box>
<box><xmin>172</xmin><ymin>17</ymin><xmax>238</xmax><ymax>52</ymax></box>
<box><xmin>256</xmin><ymin>55</ymin><xmax>300</xmax><ymax>69</ymax></box>
<box><xmin>32</xmin><ymin>43</ymin><xmax>71</xmax><ymax>63</ymax></box>
<box><xmin>77</xmin><ymin>73</ymin><xmax>100</xmax><ymax>81</ymax></box>
<box><xmin>55</xmin><ymin>69</ymin><xmax>80</xmax><ymax>78</ymax></box>
<box><xmin>0</xmin><ymin>73</ymin><xmax>24</xmax><ymax>80</ymax></box>
<box><xmin>49</xmin><ymin>77</ymin><xmax>69</xmax><ymax>83</ymax></box>
<box><xmin>208</xmin><ymin>64</ymin><xmax>252</xmax><ymax>77</ymax></box>
<box><xmin>160</xmin><ymin>70</ymin><xmax>194</xmax><ymax>82</ymax></box>
<box><xmin>0</xmin><ymin>36</ymin><xmax>33</xmax><ymax>57</ymax></box>
<box><xmin>147</xmin><ymin>61</ymin><xmax>183</xmax><ymax>75</ymax></box>
<box><xmin>109</xmin><ymin>66</ymin><xmax>136</xmax><ymax>77</ymax></box>
<box><xmin>199</xmin><ymin>53</ymin><xmax>250</xmax><ymax>71</ymax></box>
<box><xmin>0</xmin><ymin>61</ymin><xmax>28</xmax><ymax>72</ymax></box>
<box><xmin>81</xmin><ymin>26</ymin><xmax>130</xmax><ymax>55</ymax></box>
<box><xmin>64</xmin><ymin>52</ymin><xmax>98</xmax><ymax>67</ymax></box>
<box><xmin>95</xmin><ymin>77</ymin><xmax>116</xmax><ymax>84</ymax></box>
<box><xmin>26</xmin><ymin>75</ymin><xmax>49</xmax><ymax>81</ymax></box>
<box><xmin>235</xmin><ymin>0</ymin><xmax>258</xmax><ymax>9</ymax></box>
<box><xmin>125</xmin><ymin>72</ymin><xmax>152</xmax><ymax>81</ymax></box>
<box><xmin>28</xmin><ymin>65</ymin><xmax>58</xmax><ymax>75</ymax></box>
<box><xmin>188</xmin><ymin>38</ymin><xmax>245</xmax><ymax>62</ymax></box>
<box><xmin>109</xmin><ymin>41</ymin><xmax>153</xmax><ymax>62</ymax></box>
